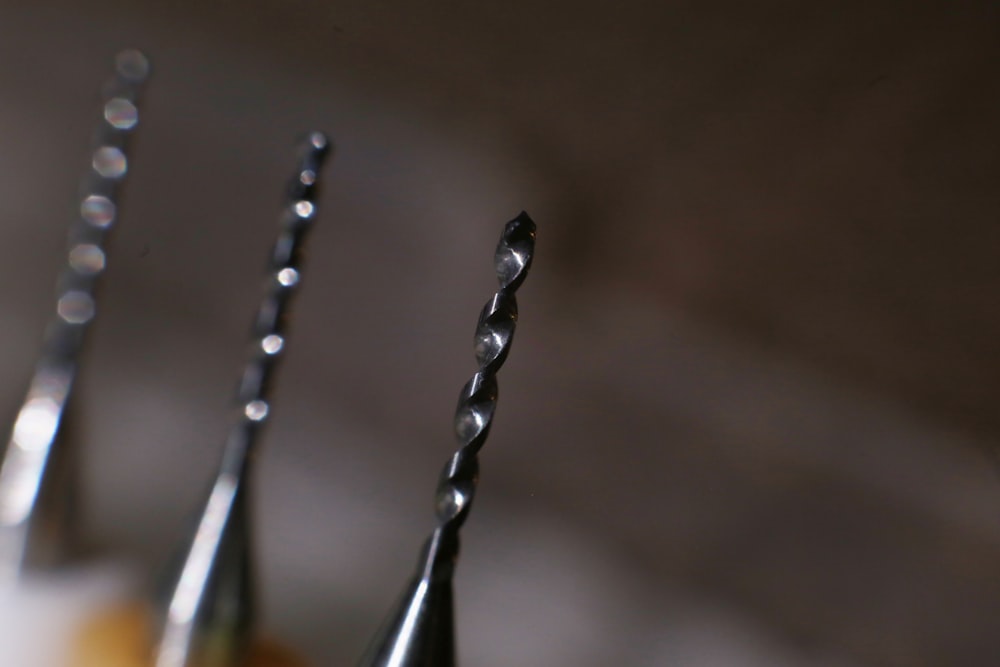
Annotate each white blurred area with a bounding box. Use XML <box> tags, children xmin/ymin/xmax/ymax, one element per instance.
<box><xmin>0</xmin><ymin>3</ymin><xmax>998</xmax><ymax>666</ymax></box>
<box><xmin>0</xmin><ymin>566</ymin><xmax>133</xmax><ymax>665</ymax></box>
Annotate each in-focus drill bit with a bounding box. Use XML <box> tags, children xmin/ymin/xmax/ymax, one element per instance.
<box><xmin>0</xmin><ymin>50</ymin><xmax>150</xmax><ymax>577</ymax></box>
<box><xmin>152</xmin><ymin>132</ymin><xmax>332</xmax><ymax>667</ymax></box>
<box><xmin>358</xmin><ymin>212</ymin><xmax>536</xmax><ymax>667</ymax></box>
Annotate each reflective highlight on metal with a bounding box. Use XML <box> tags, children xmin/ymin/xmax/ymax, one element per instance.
<box><xmin>357</xmin><ymin>212</ymin><xmax>536</xmax><ymax>667</ymax></box>
<box><xmin>152</xmin><ymin>132</ymin><xmax>332</xmax><ymax>667</ymax></box>
<box><xmin>0</xmin><ymin>50</ymin><xmax>150</xmax><ymax>576</ymax></box>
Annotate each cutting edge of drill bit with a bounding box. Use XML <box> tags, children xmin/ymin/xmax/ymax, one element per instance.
<box><xmin>0</xmin><ymin>49</ymin><xmax>151</xmax><ymax>576</ymax></box>
<box><xmin>358</xmin><ymin>211</ymin><xmax>536</xmax><ymax>667</ymax></box>
<box><xmin>152</xmin><ymin>131</ymin><xmax>332</xmax><ymax>667</ymax></box>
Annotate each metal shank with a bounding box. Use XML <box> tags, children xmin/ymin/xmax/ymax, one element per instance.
<box><xmin>358</xmin><ymin>212</ymin><xmax>536</xmax><ymax>667</ymax></box>
<box><xmin>152</xmin><ymin>132</ymin><xmax>331</xmax><ymax>667</ymax></box>
<box><xmin>0</xmin><ymin>50</ymin><xmax>150</xmax><ymax>576</ymax></box>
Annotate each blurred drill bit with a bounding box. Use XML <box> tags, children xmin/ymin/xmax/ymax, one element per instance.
<box><xmin>358</xmin><ymin>212</ymin><xmax>536</xmax><ymax>667</ymax></box>
<box><xmin>0</xmin><ymin>50</ymin><xmax>150</xmax><ymax>577</ymax></box>
<box><xmin>152</xmin><ymin>132</ymin><xmax>332</xmax><ymax>667</ymax></box>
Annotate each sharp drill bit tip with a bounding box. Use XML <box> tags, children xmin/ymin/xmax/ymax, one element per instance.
<box><xmin>358</xmin><ymin>211</ymin><xmax>536</xmax><ymax>667</ymax></box>
<box><xmin>152</xmin><ymin>132</ymin><xmax>331</xmax><ymax>667</ymax></box>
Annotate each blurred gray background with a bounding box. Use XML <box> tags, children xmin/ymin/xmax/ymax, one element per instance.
<box><xmin>0</xmin><ymin>1</ymin><xmax>999</xmax><ymax>665</ymax></box>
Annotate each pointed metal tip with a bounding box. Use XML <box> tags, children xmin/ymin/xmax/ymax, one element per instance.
<box><xmin>509</xmin><ymin>210</ymin><xmax>536</xmax><ymax>234</ymax></box>
<box><xmin>496</xmin><ymin>212</ymin><xmax>536</xmax><ymax>292</ymax></box>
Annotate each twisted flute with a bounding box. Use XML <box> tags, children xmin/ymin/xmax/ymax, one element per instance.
<box><xmin>153</xmin><ymin>132</ymin><xmax>332</xmax><ymax>667</ymax></box>
<box><xmin>0</xmin><ymin>50</ymin><xmax>150</xmax><ymax>575</ymax></box>
<box><xmin>359</xmin><ymin>211</ymin><xmax>536</xmax><ymax>667</ymax></box>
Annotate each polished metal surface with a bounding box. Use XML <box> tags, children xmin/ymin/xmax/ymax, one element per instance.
<box><xmin>0</xmin><ymin>50</ymin><xmax>150</xmax><ymax>576</ymax></box>
<box><xmin>151</xmin><ymin>132</ymin><xmax>332</xmax><ymax>667</ymax></box>
<box><xmin>357</xmin><ymin>213</ymin><xmax>536</xmax><ymax>667</ymax></box>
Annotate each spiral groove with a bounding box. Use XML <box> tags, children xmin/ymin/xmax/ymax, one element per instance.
<box><xmin>426</xmin><ymin>212</ymin><xmax>535</xmax><ymax>571</ymax></box>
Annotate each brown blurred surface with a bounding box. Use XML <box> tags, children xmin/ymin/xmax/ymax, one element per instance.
<box><xmin>0</xmin><ymin>1</ymin><xmax>998</xmax><ymax>665</ymax></box>
<box><xmin>73</xmin><ymin>603</ymin><xmax>307</xmax><ymax>667</ymax></box>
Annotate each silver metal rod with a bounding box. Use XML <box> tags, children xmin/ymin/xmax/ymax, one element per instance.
<box><xmin>152</xmin><ymin>132</ymin><xmax>332</xmax><ymax>667</ymax></box>
<box><xmin>0</xmin><ymin>50</ymin><xmax>151</xmax><ymax>576</ymax></box>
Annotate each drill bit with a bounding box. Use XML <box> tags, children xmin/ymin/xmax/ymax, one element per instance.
<box><xmin>0</xmin><ymin>50</ymin><xmax>150</xmax><ymax>576</ymax></box>
<box><xmin>358</xmin><ymin>212</ymin><xmax>537</xmax><ymax>667</ymax></box>
<box><xmin>152</xmin><ymin>132</ymin><xmax>332</xmax><ymax>667</ymax></box>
